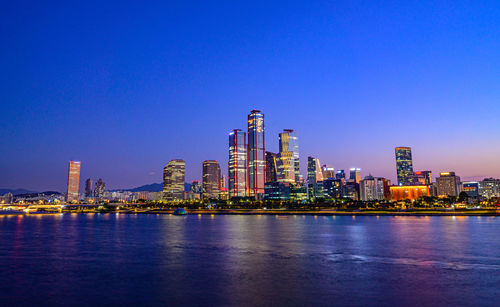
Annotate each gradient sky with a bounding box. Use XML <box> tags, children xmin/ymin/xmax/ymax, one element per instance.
<box><xmin>1</xmin><ymin>1</ymin><xmax>500</xmax><ymax>191</ymax></box>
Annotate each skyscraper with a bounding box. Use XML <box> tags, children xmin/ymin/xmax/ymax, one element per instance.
<box><xmin>94</xmin><ymin>178</ymin><xmax>105</xmax><ymax>200</ymax></box>
<box><xmin>247</xmin><ymin>110</ymin><xmax>265</xmax><ymax>199</ymax></box>
<box><xmin>265</xmin><ymin>151</ymin><xmax>278</xmax><ymax>183</ymax></box>
<box><xmin>163</xmin><ymin>159</ymin><xmax>185</xmax><ymax>200</ymax></box>
<box><xmin>229</xmin><ymin>129</ymin><xmax>247</xmax><ymax>198</ymax></box>
<box><xmin>436</xmin><ymin>172</ymin><xmax>461</xmax><ymax>197</ymax></box>
<box><xmin>395</xmin><ymin>147</ymin><xmax>414</xmax><ymax>186</ymax></box>
<box><xmin>191</xmin><ymin>180</ymin><xmax>202</xmax><ymax>194</ymax></box>
<box><xmin>349</xmin><ymin>168</ymin><xmax>361</xmax><ymax>184</ymax></box>
<box><xmin>321</xmin><ymin>165</ymin><xmax>335</xmax><ymax>179</ymax></box>
<box><xmin>336</xmin><ymin>170</ymin><xmax>346</xmax><ymax>180</ymax></box>
<box><xmin>66</xmin><ymin>161</ymin><xmax>81</xmax><ymax>202</ymax></box>
<box><xmin>277</xmin><ymin>129</ymin><xmax>300</xmax><ymax>183</ymax></box>
<box><xmin>85</xmin><ymin>178</ymin><xmax>93</xmax><ymax>198</ymax></box>
<box><xmin>359</xmin><ymin>175</ymin><xmax>386</xmax><ymax>201</ymax></box>
<box><xmin>202</xmin><ymin>160</ymin><xmax>221</xmax><ymax>199</ymax></box>
<box><xmin>307</xmin><ymin>157</ymin><xmax>323</xmax><ymax>184</ymax></box>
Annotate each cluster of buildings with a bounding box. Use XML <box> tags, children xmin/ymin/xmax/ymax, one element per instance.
<box><xmin>7</xmin><ymin>109</ymin><xmax>496</xmax><ymax>205</ymax></box>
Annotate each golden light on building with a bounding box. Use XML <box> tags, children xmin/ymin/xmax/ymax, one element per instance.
<box><xmin>66</xmin><ymin>161</ymin><xmax>81</xmax><ymax>202</ymax></box>
<box><xmin>390</xmin><ymin>185</ymin><xmax>430</xmax><ymax>201</ymax></box>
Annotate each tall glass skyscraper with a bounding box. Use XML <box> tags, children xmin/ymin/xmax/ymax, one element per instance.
<box><xmin>265</xmin><ymin>151</ymin><xmax>278</xmax><ymax>183</ymax></box>
<box><xmin>84</xmin><ymin>178</ymin><xmax>93</xmax><ymax>198</ymax></box>
<box><xmin>349</xmin><ymin>168</ymin><xmax>361</xmax><ymax>183</ymax></box>
<box><xmin>307</xmin><ymin>157</ymin><xmax>324</xmax><ymax>184</ymax></box>
<box><xmin>163</xmin><ymin>159</ymin><xmax>185</xmax><ymax>200</ymax></box>
<box><xmin>66</xmin><ymin>160</ymin><xmax>81</xmax><ymax>202</ymax></box>
<box><xmin>229</xmin><ymin>129</ymin><xmax>247</xmax><ymax>198</ymax></box>
<box><xmin>247</xmin><ymin>110</ymin><xmax>265</xmax><ymax>198</ymax></box>
<box><xmin>395</xmin><ymin>147</ymin><xmax>414</xmax><ymax>185</ymax></box>
<box><xmin>277</xmin><ymin>129</ymin><xmax>300</xmax><ymax>183</ymax></box>
<box><xmin>202</xmin><ymin>160</ymin><xmax>221</xmax><ymax>199</ymax></box>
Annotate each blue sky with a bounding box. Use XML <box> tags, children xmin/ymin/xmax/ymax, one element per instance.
<box><xmin>1</xmin><ymin>0</ymin><xmax>499</xmax><ymax>191</ymax></box>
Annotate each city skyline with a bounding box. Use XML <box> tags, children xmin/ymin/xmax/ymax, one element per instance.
<box><xmin>2</xmin><ymin>1</ymin><xmax>500</xmax><ymax>191</ymax></box>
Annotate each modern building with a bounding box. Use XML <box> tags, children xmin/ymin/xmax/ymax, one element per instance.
<box><xmin>66</xmin><ymin>161</ymin><xmax>81</xmax><ymax>202</ymax></box>
<box><xmin>94</xmin><ymin>178</ymin><xmax>105</xmax><ymax>200</ymax></box>
<box><xmin>191</xmin><ymin>180</ymin><xmax>202</xmax><ymax>194</ymax></box>
<box><xmin>321</xmin><ymin>165</ymin><xmax>335</xmax><ymax>180</ymax></box>
<box><xmin>343</xmin><ymin>181</ymin><xmax>359</xmax><ymax>200</ymax></box>
<box><xmin>277</xmin><ymin>129</ymin><xmax>299</xmax><ymax>183</ymax></box>
<box><xmin>349</xmin><ymin>168</ymin><xmax>361</xmax><ymax>184</ymax></box>
<box><xmin>163</xmin><ymin>159</ymin><xmax>185</xmax><ymax>200</ymax></box>
<box><xmin>462</xmin><ymin>182</ymin><xmax>480</xmax><ymax>200</ymax></box>
<box><xmin>436</xmin><ymin>172</ymin><xmax>461</xmax><ymax>197</ymax></box>
<box><xmin>323</xmin><ymin>178</ymin><xmax>342</xmax><ymax>199</ymax></box>
<box><xmin>84</xmin><ymin>178</ymin><xmax>93</xmax><ymax>198</ymax></box>
<box><xmin>478</xmin><ymin>178</ymin><xmax>500</xmax><ymax>199</ymax></box>
<box><xmin>265</xmin><ymin>151</ymin><xmax>278</xmax><ymax>183</ymax></box>
<box><xmin>307</xmin><ymin>157</ymin><xmax>323</xmax><ymax>184</ymax></box>
<box><xmin>336</xmin><ymin>170</ymin><xmax>346</xmax><ymax>181</ymax></box>
<box><xmin>414</xmin><ymin>171</ymin><xmax>432</xmax><ymax>185</ymax></box>
<box><xmin>390</xmin><ymin>185</ymin><xmax>430</xmax><ymax>201</ymax></box>
<box><xmin>229</xmin><ymin>129</ymin><xmax>247</xmax><ymax>198</ymax></box>
<box><xmin>359</xmin><ymin>176</ymin><xmax>386</xmax><ymax>201</ymax></box>
<box><xmin>247</xmin><ymin>110</ymin><xmax>265</xmax><ymax>199</ymax></box>
<box><xmin>202</xmin><ymin>160</ymin><xmax>221</xmax><ymax>199</ymax></box>
<box><xmin>395</xmin><ymin>147</ymin><xmax>414</xmax><ymax>186</ymax></box>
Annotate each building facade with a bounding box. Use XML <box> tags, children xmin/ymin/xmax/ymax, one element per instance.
<box><xmin>436</xmin><ymin>172</ymin><xmax>461</xmax><ymax>197</ymax></box>
<box><xmin>247</xmin><ymin>110</ymin><xmax>265</xmax><ymax>198</ymax></box>
<box><xmin>94</xmin><ymin>178</ymin><xmax>106</xmax><ymax>200</ymax></box>
<box><xmin>202</xmin><ymin>160</ymin><xmax>221</xmax><ymax>199</ymax></box>
<box><xmin>229</xmin><ymin>129</ymin><xmax>247</xmax><ymax>198</ymax></box>
<box><xmin>390</xmin><ymin>185</ymin><xmax>430</xmax><ymax>201</ymax></box>
<box><xmin>265</xmin><ymin>151</ymin><xmax>278</xmax><ymax>183</ymax></box>
<box><xmin>349</xmin><ymin>168</ymin><xmax>361</xmax><ymax>184</ymax></box>
<box><xmin>85</xmin><ymin>178</ymin><xmax>93</xmax><ymax>198</ymax></box>
<box><xmin>277</xmin><ymin>129</ymin><xmax>299</xmax><ymax>183</ymax></box>
<box><xmin>359</xmin><ymin>176</ymin><xmax>386</xmax><ymax>201</ymax></box>
<box><xmin>66</xmin><ymin>161</ymin><xmax>81</xmax><ymax>202</ymax></box>
<box><xmin>163</xmin><ymin>159</ymin><xmax>185</xmax><ymax>200</ymax></box>
<box><xmin>395</xmin><ymin>147</ymin><xmax>414</xmax><ymax>186</ymax></box>
<box><xmin>307</xmin><ymin>157</ymin><xmax>323</xmax><ymax>184</ymax></box>
<box><xmin>321</xmin><ymin>165</ymin><xmax>335</xmax><ymax>180</ymax></box>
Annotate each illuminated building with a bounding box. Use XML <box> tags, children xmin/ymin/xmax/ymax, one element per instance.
<box><xmin>349</xmin><ymin>168</ymin><xmax>361</xmax><ymax>184</ymax></box>
<box><xmin>395</xmin><ymin>147</ymin><xmax>414</xmax><ymax>185</ymax></box>
<box><xmin>343</xmin><ymin>182</ymin><xmax>359</xmax><ymax>200</ymax></box>
<box><xmin>414</xmin><ymin>171</ymin><xmax>432</xmax><ymax>185</ymax></box>
<box><xmin>336</xmin><ymin>170</ymin><xmax>346</xmax><ymax>180</ymax></box>
<box><xmin>359</xmin><ymin>176</ymin><xmax>386</xmax><ymax>201</ymax></box>
<box><xmin>85</xmin><ymin>178</ymin><xmax>93</xmax><ymax>198</ymax></box>
<box><xmin>462</xmin><ymin>182</ymin><xmax>479</xmax><ymax>198</ymax></box>
<box><xmin>94</xmin><ymin>178</ymin><xmax>106</xmax><ymax>200</ymax></box>
<box><xmin>307</xmin><ymin>157</ymin><xmax>323</xmax><ymax>184</ymax></box>
<box><xmin>229</xmin><ymin>129</ymin><xmax>247</xmax><ymax>198</ymax></box>
<box><xmin>323</xmin><ymin>178</ymin><xmax>342</xmax><ymax>198</ymax></box>
<box><xmin>191</xmin><ymin>180</ymin><xmax>202</xmax><ymax>194</ymax></box>
<box><xmin>265</xmin><ymin>152</ymin><xmax>278</xmax><ymax>183</ymax></box>
<box><xmin>202</xmin><ymin>160</ymin><xmax>221</xmax><ymax>199</ymax></box>
<box><xmin>321</xmin><ymin>165</ymin><xmax>335</xmax><ymax>179</ymax></box>
<box><xmin>478</xmin><ymin>178</ymin><xmax>500</xmax><ymax>199</ymax></box>
<box><xmin>436</xmin><ymin>172</ymin><xmax>461</xmax><ymax>197</ymax></box>
<box><xmin>163</xmin><ymin>159</ymin><xmax>185</xmax><ymax>200</ymax></box>
<box><xmin>247</xmin><ymin>110</ymin><xmax>265</xmax><ymax>199</ymax></box>
<box><xmin>66</xmin><ymin>161</ymin><xmax>81</xmax><ymax>202</ymax></box>
<box><xmin>390</xmin><ymin>185</ymin><xmax>430</xmax><ymax>201</ymax></box>
<box><xmin>277</xmin><ymin>129</ymin><xmax>299</xmax><ymax>183</ymax></box>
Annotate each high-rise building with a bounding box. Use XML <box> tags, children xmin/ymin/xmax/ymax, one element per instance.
<box><xmin>66</xmin><ymin>161</ymin><xmax>81</xmax><ymax>202</ymax></box>
<box><xmin>349</xmin><ymin>168</ymin><xmax>361</xmax><ymax>184</ymax></box>
<box><xmin>321</xmin><ymin>165</ymin><xmax>335</xmax><ymax>180</ymax></box>
<box><xmin>247</xmin><ymin>110</ymin><xmax>265</xmax><ymax>199</ymax></box>
<box><xmin>94</xmin><ymin>178</ymin><xmax>106</xmax><ymax>200</ymax></box>
<box><xmin>359</xmin><ymin>176</ymin><xmax>386</xmax><ymax>201</ymax></box>
<box><xmin>307</xmin><ymin>157</ymin><xmax>323</xmax><ymax>184</ymax></box>
<box><xmin>336</xmin><ymin>170</ymin><xmax>346</xmax><ymax>180</ymax></box>
<box><xmin>414</xmin><ymin>171</ymin><xmax>432</xmax><ymax>185</ymax></box>
<box><xmin>191</xmin><ymin>180</ymin><xmax>202</xmax><ymax>194</ymax></box>
<box><xmin>229</xmin><ymin>129</ymin><xmax>247</xmax><ymax>198</ymax></box>
<box><xmin>202</xmin><ymin>160</ymin><xmax>221</xmax><ymax>199</ymax></box>
<box><xmin>163</xmin><ymin>159</ymin><xmax>185</xmax><ymax>200</ymax></box>
<box><xmin>265</xmin><ymin>152</ymin><xmax>278</xmax><ymax>183</ymax></box>
<box><xmin>478</xmin><ymin>178</ymin><xmax>500</xmax><ymax>199</ymax></box>
<box><xmin>395</xmin><ymin>147</ymin><xmax>414</xmax><ymax>186</ymax></box>
<box><xmin>323</xmin><ymin>178</ymin><xmax>342</xmax><ymax>199</ymax></box>
<box><xmin>277</xmin><ymin>129</ymin><xmax>299</xmax><ymax>183</ymax></box>
<box><xmin>85</xmin><ymin>178</ymin><xmax>93</xmax><ymax>198</ymax></box>
<box><xmin>436</xmin><ymin>172</ymin><xmax>461</xmax><ymax>197</ymax></box>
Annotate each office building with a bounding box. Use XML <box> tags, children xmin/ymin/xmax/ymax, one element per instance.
<box><xmin>229</xmin><ymin>129</ymin><xmax>247</xmax><ymax>198</ymax></box>
<box><xmin>395</xmin><ymin>147</ymin><xmax>414</xmax><ymax>185</ymax></box>
<box><xmin>323</xmin><ymin>178</ymin><xmax>342</xmax><ymax>199</ymax></box>
<box><xmin>414</xmin><ymin>171</ymin><xmax>432</xmax><ymax>185</ymax></box>
<box><xmin>265</xmin><ymin>152</ymin><xmax>278</xmax><ymax>183</ymax></box>
<box><xmin>307</xmin><ymin>157</ymin><xmax>323</xmax><ymax>184</ymax></box>
<box><xmin>336</xmin><ymin>170</ymin><xmax>346</xmax><ymax>180</ymax></box>
<box><xmin>85</xmin><ymin>178</ymin><xmax>93</xmax><ymax>198</ymax></box>
<box><xmin>349</xmin><ymin>168</ymin><xmax>361</xmax><ymax>184</ymax></box>
<box><xmin>163</xmin><ymin>159</ymin><xmax>185</xmax><ymax>200</ymax></box>
<box><xmin>94</xmin><ymin>178</ymin><xmax>105</xmax><ymax>200</ymax></box>
<box><xmin>66</xmin><ymin>161</ymin><xmax>81</xmax><ymax>202</ymax></box>
<box><xmin>359</xmin><ymin>176</ymin><xmax>386</xmax><ymax>201</ymax></box>
<box><xmin>478</xmin><ymin>178</ymin><xmax>500</xmax><ymax>199</ymax></box>
<box><xmin>277</xmin><ymin>129</ymin><xmax>299</xmax><ymax>183</ymax></box>
<box><xmin>191</xmin><ymin>180</ymin><xmax>202</xmax><ymax>194</ymax></box>
<box><xmin>390</xmin><ymin>185</ymin><xmax>430</xmax><ymax>201</ymax></box>
<box><xmin>436</xmin><ymin>172</ymin><xmax>461</xmax><ymax>197</ymax></box>
<box><xmin>462</xmin><ymin>182</ymin><xmax>480</xmax><ymax>200</ymax></box>
<box><xmin>343</xmin><ymin>182</ymin><xmax>359</xmax><ymax>200</ymax></box>
<box><xmin>202</xmin><ymin>160</ymin><xmax>221</xmax><ymax>199</ymax></box>
<box><xmin>247</xmin><ymin>110</ymin><xmax>265</xmax><ymax>198</ymax></box>
<box><xmin>322</xmin><ymin>165</ymin><xmax>335</xmax><ymax>180</ymax></box>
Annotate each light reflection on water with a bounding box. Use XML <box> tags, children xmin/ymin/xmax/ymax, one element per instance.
<box><xmin>0</xmin><ymin>214</ymin><xmax>499</xmax><ymax>306</ymax></box>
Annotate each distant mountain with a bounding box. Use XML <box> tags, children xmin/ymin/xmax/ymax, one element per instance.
<box><xmin>14</xmin><ymin>191</ymin><xmax>62</xmax><ymax>198</ymax></box>
<box><xmin>0</xmin><ymin>188</ymin><xmax>37</xmax><ymax>195</ymax></box>
<box><xmin>116</xmin><ymin>182</ymin><xmax>192</xmax><ymax>192</ymax></box>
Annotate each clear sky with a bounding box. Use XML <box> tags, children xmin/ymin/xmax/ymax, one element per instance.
<box><xmin>1</xmin><ymin>1</ymin><xmax>500</xmax><ymax>191</ymax></box>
